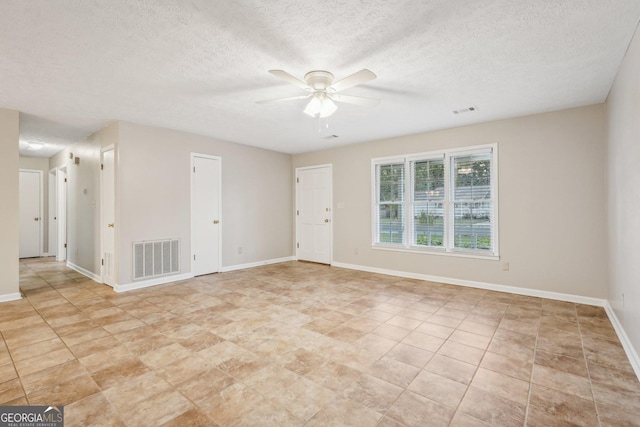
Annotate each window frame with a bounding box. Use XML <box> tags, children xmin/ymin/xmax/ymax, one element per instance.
<box><xmin>371</xmin><ymin>143</ymin><xmax>499</xmax><ymax>260</ymax></box>
<box><xmin>372</xmin><ymin>157</ymin><xmax>407</xmax><ymax>245</ymax></box>
<box><xmin>407</xmin><ymin>153</ymin><xmax>446</xmax><ymax>250</ymax></box>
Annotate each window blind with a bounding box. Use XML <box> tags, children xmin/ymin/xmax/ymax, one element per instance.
<box><xmin>372</xmin><ymin>144</ymin><xmax>497</xmax><ymax>256</ymax></box>
<box><xmin>450</xmin><ymin>150</ymin><xmax>493</xmax><ymax>251</ymax></box>
<box><xmin>411</xmin><ymin>157</ymin><xmax>445</xmax><ymax>247</ymax></box>
<box><xmin>375</xmin><ymin>162</ymin><xmax>405</xmax><ymax>245</ymax></box>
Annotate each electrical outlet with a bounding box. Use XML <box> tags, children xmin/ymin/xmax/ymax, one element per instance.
<box><xmin>502</xmin><ymin>261</ymin><xmax>509</xmax><ymax>271</ymax></box>
<box><xmin>354</xmin><ymin>248</ymin><xmax>359</xmax><ymax>255</ymax></box>
<box><xmin>622</xmin><ymin>293</ymin><xmax>625</xmax><ymax>309</ymax></box>
<box><xmin>238</xmin><ymin>246</ymin><xmax>243</xmax><ymax>255</ymax></box>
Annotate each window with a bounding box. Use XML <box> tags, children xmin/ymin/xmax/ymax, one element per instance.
<box><xmin>375</xmin><ymin>162</ymin><xmax>405</xmax><ymax>244</ymax></box>
<box><xmin>372</xmin><ymin>144</ymin><xmax>498</xmax><ymax>257</ymax></box>
<box><xmin>411</xmin><ymin>157</ymin><xmax>445</xmax><ymax>248</ymax></box>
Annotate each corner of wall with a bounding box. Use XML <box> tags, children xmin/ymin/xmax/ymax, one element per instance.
<box><xmin>0</xmin><ymin>108</ymin><xmax>20</xmax><ymax>299</ymax></box>
<box><xmin>604</xmin><ymin>18</ymin><xmax>640</xmax><ymax>380</ymax></box>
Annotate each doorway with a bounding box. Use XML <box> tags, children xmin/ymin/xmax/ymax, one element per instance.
<box><xmin>19</xmin><ymin>169</ymin><xmax>43</xmax><ymax>258</ymax></box>
<box><xmin>296</xmin><ymin>164</ymin><xmax>333</xmax><ymax>264</ymax></box>
<box><xmin>191</xmin><ymin>154</ymin><xmax>221</xmax><ymax>276</ymax></box>
<box><xmin>48</xmin><ymin>169</ymin><xmax>57</xmax><ymax>257</ymax></box>
<box><xmin>56</xmin><ymin>167</ymin><xmax>67</xmax><ymax>262</ymax></box>
<box><xmin>101</xmin><ymin>147</ymin><xmax>116</xmax><ymax>286</ymax></box>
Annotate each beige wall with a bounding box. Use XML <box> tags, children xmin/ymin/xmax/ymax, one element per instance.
<box><xmin>606</xmin><ymin>23</ymin><xmax>640</xmax><ymax>355</ymax></box>
<box><xmin>19</xmin><ymin>156</ymin><xmax>51</xmax><ymax>254</ymax></box>
<box><xmin>46</xmin><ymin>120</ymin><xmax>293</xmax><ymax>286</ymax></box>
<box><xmin>50</xmin><ymin>123</ymin><xmax>119</xmax><ymax>276</ymax></box>
<box><xmin>117</xmin><ymin>122</ymin><xmax>293</xmax><ymax>285</ymax></box>
<box><xmin>0</xmin><ymin>109</ymin><xmax>20</xmax><ymax>299</ymax></box>
<box><xmin>294</xmin><ymin>104</ymin><xmax>607</xmax><ymax>298</ymax></box>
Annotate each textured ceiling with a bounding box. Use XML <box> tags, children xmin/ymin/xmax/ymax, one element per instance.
<box><xmin>2</xmin><ymin>1</ymin><xmax>640</xmax><ymax>157</ymax></box>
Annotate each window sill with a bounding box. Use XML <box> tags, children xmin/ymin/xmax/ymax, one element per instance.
<box><xmin>371</xmin><ymin>244</ymin><xmax>499</xmax><ymax>260</ymax></box>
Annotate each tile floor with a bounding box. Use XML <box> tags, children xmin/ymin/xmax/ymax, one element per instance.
<box><xmin>1</xmin><ymin>258</ymin><xmax>639</xmax><ymax>426</ymax></box>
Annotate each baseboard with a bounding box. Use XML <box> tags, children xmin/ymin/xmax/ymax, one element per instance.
<box><xmin>221</xmin><ymin>256</ymin><xmax>296</xmax><ymax>273</ymax></box>
<box><xmin>41</xmin><ymin>252</ymin><xmax>50</xmax><ymax>257</ymax></box>
<box><xmin>115</xmin><ymin>273</ymin><xmax>195</xmax><ymax>293</ymax></box>
<box><xmin>331</xmin><ymin>262</ymin><xmax>606</xmax><ymax>307</ymax></box>
<box><xmin>66</xmin><ymin>261</ymin><xmax>101</xmax><ymax>283</ymax></box>
<box><xmin>331</xmin><ymin>261</ymin><xmax>640</xmax><ymax>380</ymax></box>
<box><xmin>72</xmin><ymin>255</ymin><xmax>296</xmax><ymax>293</ymax></box>
<box><xmin>0</xmin><ymin>293</ymin><xmax>22</xmax><ymax>303</ymax></box>
<box><xmin>603</xmin><ymin>301</ymin><xmax>640</xmax><ymax>380</ymax></box>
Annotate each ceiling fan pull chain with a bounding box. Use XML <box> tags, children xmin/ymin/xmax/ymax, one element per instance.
<box><xmin>317</xmin><ymin>116</ymin><xmax>330</xmax><ymax>132</ymax></box>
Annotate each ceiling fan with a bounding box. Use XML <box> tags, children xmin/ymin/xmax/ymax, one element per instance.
<box><xmin>257</xmin><ymin>69</ymin><xmax>379</xmax><ymax>118</ymax></box>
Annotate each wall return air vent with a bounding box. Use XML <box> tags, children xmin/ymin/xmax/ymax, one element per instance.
<box><xmin>132</xmin><ymin>238</ymin><xmax>180</xmax><ymax>280</ymax></box>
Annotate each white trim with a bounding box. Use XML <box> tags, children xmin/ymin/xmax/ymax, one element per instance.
<box><xmin>37</xmin><ymin>169</ymin><xmax>44</xmax><ymax>256</ymax></box>
<box><xmin>490</xmin><ymin>144</ymin><xmax>499</xmax><ymax>255</ymax></box>
<box><xmin>19</xmin><ymin>169</ymin><xmax>44</xmax><ymax>257</ymax></box>
<box><xmin>0</xmin><ymin>293</ymin><xmax>22</xmax><ymax>303</ymax></box>
<box><xmin>295</xmin><ymin>163</ymin><xmax>333</xmax><ymax>171</ymax></box>
<box><xmin>371</xmin><ymin>143</ymin><xmax>498</xmax><ymax>257</ymax></box>
<box><xmin>295</xmin><ymin>164</ymin><xmax>333</xmax><ymax>265</ymax></box>
<box><xmin>66</xmin><ymin>261</ymin><xmax>101</xmax><ymax>282</ymax></box>
<box><xmin>48</xmin><ymin>168</ymin><xmax>57</xmax><ymax>258</ymax></box>
<box><xmin>331</xmin><ymin>261</ymin><xmax>606</xmax><ymax>307</ymax></box>
<box><xmin>99</xmin><ymin>151</ymin><xmax>103</xmax><ymax>281</ymax></box>
<box><xmin>56</xmin><ymin>166</ymin><xmax>67</xmax><ymax>262</ymax></box>
<box><xmin>371</xmin><ymin>245</ymin><xmax>500</xmax><ymax>260</ymax></box>
<box><xmin>115</xmin><ymin>273</ymin><xmax>194</xmax><ymax>293</ymax></box>
<box><xmin>371</xmin><ymin>159</ymin><xmax>405</xmax><ymax>247</ymax></box>
<box><xmin>100</xmin><ymin>145</ymin><xmax>116</xmax><ymax>286</ymax></box>
<box><xmin>116</xmin><ymin>256</ymin><xmax>296</xmax><ymax>291</ymax></box>
<box><xmin>603</xmin><ymin>301</ymin><xmax>640</xmax><ymax>381</ymax></box>
<box><xmin>42</xmin><ymin>252</ymin><xmax>50</xmax><ymax>257</ymax></box>
<box><xmin>190</xmin><ymin>153</ymin><xmax>223</xmax><ymax>276</ymax></box>
<box><xmin>221</xmin><ymin>256</ymin><xmax>296</xmax><ymax>273</ymax></box>
<box><xmin>345</xmin><ymin>262</ymin><xmax>637</xmax><ymax>379</ymax></box>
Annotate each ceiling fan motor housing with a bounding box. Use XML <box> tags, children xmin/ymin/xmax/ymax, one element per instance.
<box><xmin>304</xmin><ymin>71</ymin><xmax>335</xmax><ymax>91</ymax></box>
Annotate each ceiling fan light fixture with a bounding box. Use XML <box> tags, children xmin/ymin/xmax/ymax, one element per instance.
<box><xmin>304</xmin><ymin>93</ymin><xmax>337</xmax><ymax>118</ymax></box>
<box><xmin>259</xmin><ymin>69</ymin><xmax>377</xmax><ymax>119</ymax></box>
<box><xmin>303</xmin><ymin>95</ymin><xmax>321</xmax><ymax>117</ymax></box>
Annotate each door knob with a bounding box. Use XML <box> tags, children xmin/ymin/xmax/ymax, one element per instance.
<box><xmin>34</xmin><ymin>217</ymin><xmax>39</xmax><ymax>221</ymax></box>
<box><xmin>213</xmin><ymin>220</ymin><xmax>219</xmax><ymax>224</ymax></box>
<box><xmin>108</xmin><ymin>223</ymin><xmax>115</xmax><ymax>228</ymax></box>
<box><xmin>324</xmin><ymin>219</ymin><xmax>329</xmax><ymax>223</ymax></box>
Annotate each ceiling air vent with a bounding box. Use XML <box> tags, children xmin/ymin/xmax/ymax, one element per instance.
<box><xmin>453</xmin><ymin>106</ymin><xmax>477</xmax><ymax>115</ymax></box>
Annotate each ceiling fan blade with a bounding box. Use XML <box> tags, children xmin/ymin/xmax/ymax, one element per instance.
<box><xmin>256</xmin><ymin>95</ymin><xmax>310</xmax><ymax>104</ymax></box>
<box><xmin>330</xmin><ymin>94</ymin><xmax>380</xmax><ymax>106</ymax></box>
<box><xmin>330</xmin><ymin>69</ymin><xmax>377</xmax><ymax>92</ymax></box>
<box><xmin>268</xmin><ymin>70</ymin><xmax>310</xmax><ymax>90</ymax></box>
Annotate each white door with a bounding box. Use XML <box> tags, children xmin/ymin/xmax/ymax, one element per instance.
<box><xmin>101</xmin><ymin>148</ymin><xmax>116</xmax><ymax>286</ymax></box>
<box><xmin>191</xmin><ymin>154</ymin><xmax>221</xmax><ymax>276</ymax></box>
<box><xmin>296</xmin><ymin>165</ymin><xmax>332</xmax><ymax>264</ymax></box>
<box><xmin>19</xmin><ymin>170</ymin><xmax>42</xmax><ymax>258</ymax></box>
<box><xmin>57</xmin><ymin>168</ymin><xmax>67</xmax><ymax>262</ymax></box>
<box><xmin>48</xmin><ymin>169</ymin><xmax>57</xmax><ymax>257</ymax></box>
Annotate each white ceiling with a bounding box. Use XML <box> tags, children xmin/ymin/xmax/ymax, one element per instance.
<box><xmin>2</xmin><ymin>1</ymin><xmax>640</xmax><ymax>157</ymax></box>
